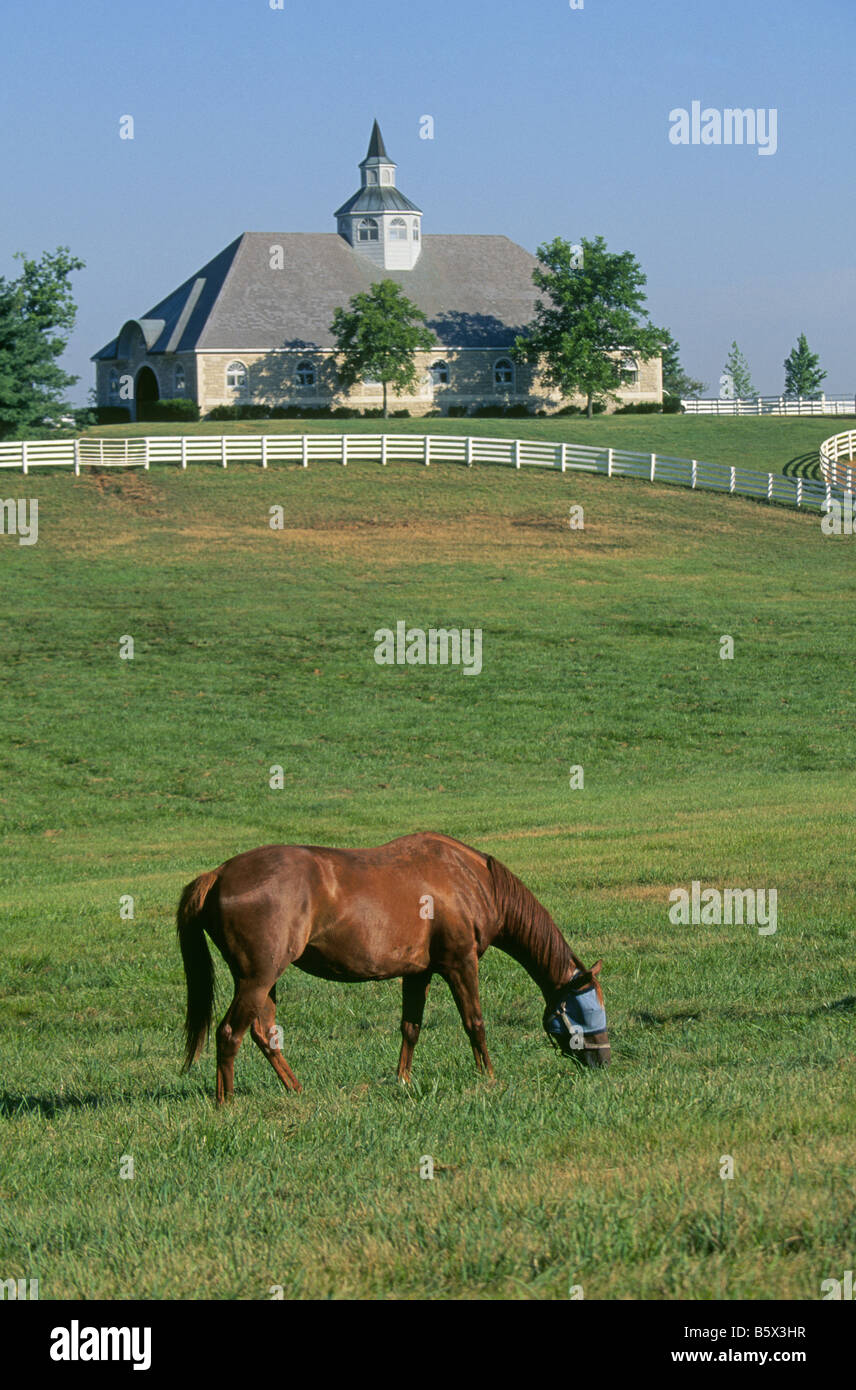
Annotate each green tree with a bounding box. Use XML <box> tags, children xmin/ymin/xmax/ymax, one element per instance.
<box><xmin>659</xmin><ymin>328</ymin><xmax>706</xmax><ymax>400</ymax></box>
<box><xmin>330</xmin><ymin>280</ymin><xmax>436</xmax><ymax>418</ymax></box>
<box><xmin>722</xmin><ymin>341</ymin><xmax>757</xmax><ymax>399</ymax></box>
<box><xmin>512</xmin><ymin>235</ymin><xmax>663</xmax><ymax>418</ymax></box>
<box><xmin>783</xmin><ymin>333</ymin><xmax>826</xmax><ymax>398</ymax></box>
<box><xmin>0</xmin><ymin>246</ymin><xmax>85</xmax><ymax>438</ymax></box>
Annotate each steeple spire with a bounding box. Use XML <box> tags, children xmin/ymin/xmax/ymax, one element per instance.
<box><xmin>366</xmin><ymin>119</ymin><xmax>388</xmax><ymax>161</ymax></box>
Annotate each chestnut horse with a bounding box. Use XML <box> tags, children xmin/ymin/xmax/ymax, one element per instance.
<box><xmin>176</xmin><ymin>832</ymin><xmax>610</xmax><ymax>1101</ymax></box>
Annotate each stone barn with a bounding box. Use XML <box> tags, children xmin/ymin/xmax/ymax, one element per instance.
<box><xmin>93</xmin><ymin>121</ymin><xmax>662</xmax><ymax>419</ymax></box>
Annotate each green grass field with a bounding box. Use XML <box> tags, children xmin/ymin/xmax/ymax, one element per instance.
<box><xmin>1</xmin><ymin>445</ymin><xmax>854</xmax><ymax>1300</ymax></box>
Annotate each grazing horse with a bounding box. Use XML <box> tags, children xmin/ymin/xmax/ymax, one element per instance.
<box><xmin>176</xmin><ymin>832</ymin><xmax>610</xmax><ymax>1101</ymax></box>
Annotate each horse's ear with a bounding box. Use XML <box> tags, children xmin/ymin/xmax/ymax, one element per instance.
<box><xmin>590</xmin><ymin>960</ymin><xmax>603</xmax><ymax>977</ymax></box>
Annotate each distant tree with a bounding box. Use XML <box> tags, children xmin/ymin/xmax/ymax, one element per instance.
<box><xmin>783</xmin><ymin>333</ymin><xmax>826</xmax><ymax>398</ymax></box>
<box><xmin>722</xmin><ymin>341</ymin><xmax>757</xmax><ymax>400</ymax></box>
<box><xmin>659</xmin><ymin>328</ymin><xmax>706</xmax><ymax>399</ymax></box>
<box><xmin>330</xmin><ymin>280</ymin><xmax>436</xmax><ymax>418</ymax></box>
<box><xmin>512</xmin><ymin>235</ymin><xmax>663</xmax><ymax>418</ymax></box>
<box><xmin>0</xmin><ymin>246</ymin><xmax>85</xmax><ymax>438</ymax></box>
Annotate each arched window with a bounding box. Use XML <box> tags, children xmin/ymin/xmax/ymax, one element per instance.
<box><xmin>174</xmin><ymin>364</ymin><xmax>186</xmax><ymax>394</ymax></box>
<box><xmin>108</xmin><ymin>369</ymin><xmax>119</xmax><ymax>397</ymax></box>
<box><xmin>620</xmin><ymin>356</ymin><xmax>639</xmax><ymax>387</ymax></box>
<box><xmin>430</xmin><ymin>361</ymin><xmax>449</xmax><ymax>386</ymax></box>
<box><xmin>494</xmin><ymin>358</ymin><xmax>515</xmax><ymax>388</ymax></box>
<box><xmin>390</xmin><ymin>218</ymin><xmax>408</xmax><ymax>241</ymax></box>
<box><xmin>412</xmin><ymin>221</ymin><xmax>420</xmax><ymax>241</ymax></box>
<box><xmin>366</xmin><ymin>170</ymin><xmax>378</xmax><ymax>186</ymax></box>
<box><xmin>358</xmin><ymin>218</ymin><xmax>379</xmax><ymax>243</ymax></box>
<box><xmin>296</xmin><ymin>360</ymin><xmax>315</xmax><ymax>387</ymax></box>
<box><xmin>226</xmin><ymin>361</ymin><xmax>248</xmax><ymax>392</ymax></box>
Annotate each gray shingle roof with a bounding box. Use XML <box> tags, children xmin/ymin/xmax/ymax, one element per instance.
<box><xmin>333</xmin><ymin>186</ymin><xmax>422</xmax><ymax>217</ymax></box>
<box><xmin>94</xmin><ymin>232</ymin><xmax>543</xmax><ymax>357</ymax></box>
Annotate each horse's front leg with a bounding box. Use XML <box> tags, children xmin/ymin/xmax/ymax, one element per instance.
<box><xmin>443</xmin><ymin>953</ymin><xmax>494</xmax><ymax>1079</ymax></box>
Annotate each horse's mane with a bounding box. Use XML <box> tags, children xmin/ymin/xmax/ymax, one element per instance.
<box><xmin>485</xmin><ymin>853</ymin><xmax>579</xmax><ymax>991</ymax></box>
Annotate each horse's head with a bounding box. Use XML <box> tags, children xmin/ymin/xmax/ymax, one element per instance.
<box><xmin>543</xmin><ymin>961</ymin><xmax>610</xmax><ymax>1068</ymax></box>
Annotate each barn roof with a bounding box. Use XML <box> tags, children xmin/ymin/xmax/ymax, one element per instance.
<box><xmin>93</xmin><ymin>232</ymin><xmax>543</xmax><ymax>357</ymax></box>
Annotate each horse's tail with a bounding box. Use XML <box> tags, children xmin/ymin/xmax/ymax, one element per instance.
<box><xmin>176</xmin><ymin>870</ymin><xmax>219</xmax><ymax>1072</ymax></box>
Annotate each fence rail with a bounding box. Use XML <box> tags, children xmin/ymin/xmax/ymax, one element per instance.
<box><xmin>819</xmin><ymin>429</ymin><xmax>856</xmax><ymax>491</ymax></box>
<box><xmin>681</xmin><ymin>395</ymin><xmax>856</xmax><ymax>416</ymax></box>
<box><xmin>0</xmin><ymin>431</ymin><xmax>838</xmax><ymax>512</ymax></box>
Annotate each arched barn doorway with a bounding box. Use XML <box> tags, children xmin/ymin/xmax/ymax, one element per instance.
<box><xmin>135</xmin><ymin>366</ymin><xmax>160</xmax><ymax>422</ymax></box>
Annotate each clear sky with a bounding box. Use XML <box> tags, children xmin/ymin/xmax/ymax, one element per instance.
<box><xmin>2</xmin><ymin>0</ymin><xmax>854</xmax><ymax>402</ymax></box>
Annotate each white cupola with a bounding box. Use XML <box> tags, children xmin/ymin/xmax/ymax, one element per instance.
<box><xmin>334</xmin><ymin>120</ymin><xmax>423</xmax><ymax>270</ymax></box>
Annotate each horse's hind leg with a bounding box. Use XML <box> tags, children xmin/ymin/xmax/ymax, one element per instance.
<box><xmin>397</xmin><ymin>970</ymin><xmax>432</xmax><ymax>1082</ymax></box>
<box><xmin>250</xmin><ymin>984</ymin><xmax>302</xmax><ymax>1094</ymax></box>
<box><xmin>216</xmin><ymin>979</ymin><xmax>274</xmax><ymax>1104</ymax></box>
<box><xmin>443</xmin><ymin>954</ymin><xmax>494</xmax><ymax>1079</ymax></box>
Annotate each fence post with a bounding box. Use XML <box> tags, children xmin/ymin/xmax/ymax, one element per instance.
<box><xmin>221</xmin><ymin>437</ymin><xmax>227</xmax><ymax>469</ymax></box>
<box><xmin>560</xmin><ymin>442</ymin><xmax>567</xmax><ymax>473</ymax></box>
<box><xmin>73</xmin><ymin>438</ymin><xmax>80</xmax><ymax>476</ymax></box>
<box><xmin>515</xmin><ymin>440</ymin><xmax>521</xmax><ymax>470</ymax></box>
<box><xmin>767</xmin><ymin>473</ymin><xmax>774</xmax><ymax>500</ymax></box>
<box><xmin>730</xmin><ymin>466</ymin><xmax>736</xmax><ymax>494</ymax></box>
<box><xmin>341</xmin><ymin>435</ymin><xmax>347</xmax><ymax>467</ymax></box>
<box><xmin>261</xmin><ymin>436</ymin><xmax>267</xmax><ymax>470</ymax></box>
<box><xmin>381</xmin><ymin>434</ymin><xmax>387</xmax><ymax>466</ymax></box>
<box><xmin>650</xmin><ymin>452</ymin><xmax>656</xmax><ymax>481</ymax></box>
<box><xmin>181</xmin><ymin>436</ymin><xmax>187</xmax><ymax>471</ymax></box>
<box><xmin>848</xmin><ymin>467</ymin><xmax>853</xmax><ymax>493</ymax></box>
<box><xmin>796</xmin><ymin>477</ymin><xmax>803</xmax><ymax>508</ymax></box>
<box><xmin>143</xmin><ymin>437</ymin><xmax>150</xmax><ymax>471</ymax></box>
<box><xmin>303</xmin><ymin>434</ymin><xmax>309</xmax><ymax>469</ymax></box>
<box><xmin>466</xmin><ymin>436</ymin><xmax>473</xmax><ymax>468</ymax></box>
<box><xmin>607</xmin><ymin>447</ymin><xmax>613</xmax><ymax>477</ymax></box>
<box><xmin>691</xmin><ymin>460</ymin><xmax>697</xmax><ymax>489</ymax></box>
<box><xmin>22</xmin><ymin>439</ymin><xmax>28</xmax><ymax>475</ymax></box>
<box><xmin>425</xmin><ymin>436</ymin><xmax>431</xmax><ymax>466</ymax></box>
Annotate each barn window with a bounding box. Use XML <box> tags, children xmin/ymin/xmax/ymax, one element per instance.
<box><xmin>620</xmin><ymin>356</ymin><xmax>639</xmax><ymax>387</ymax></box>
<box><xmin>494</xmin><ymin>358</ymin><xmax>515</xmax><ymax>387</ymax></box>
<box><xmin>226</xmin><ymin>361</ymin><xmax>248</xmax><ymax>392</ymax></box>
<box><xmin>108</xmin><ymin>369</ymin><xmax>119</xmax><ymax>397</ymax></box>
<box><xmin>296</xmin><ymin>360</ymin><xmax>315</xmax><ymax>387</ymax></box>
<box><xmin>174</xmin><ymin>364</ymin><xmax>186</xmax><ymax>394</ymax></box>
<box><xmin>430</xmin><ymin>361</ymin><xmax>449</xmax><ymax>386</ymax></box>
<box><xmin>390</xmin><ymin>218</ymin><xmax>407</xmax><ymax>241</ymax></box>
<box><xmin>358</xmin><ymin>218</ymin><xmax>379</xmax><ymax>243</ymax></box>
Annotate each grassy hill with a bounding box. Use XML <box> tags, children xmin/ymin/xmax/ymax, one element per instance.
<box><xmin>1</xmin><ymin>460</ymin><xmax>854</xmax><ymax>1299</ymax></box>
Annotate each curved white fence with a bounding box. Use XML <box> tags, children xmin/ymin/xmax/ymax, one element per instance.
<box><xmin>819</xmin><ymin>429</ymin><xmax>856</xmax><ymax>492</ymax></box>
<box><xmin>683</xmin><ymin>395</ymin><xmax>856</xmax><ymax>416</ymax></box>
<box><xmin>0</xmin><ymin>431</ymin><xmax>835</xmax><ymax>512</ymax></box>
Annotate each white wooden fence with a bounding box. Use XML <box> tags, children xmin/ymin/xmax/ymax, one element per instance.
<box><xmin>819</xmin><ymin>429</ymin><xmax>856</xmax><ymax>491</ymax></box>
<box><xmin>681</xmin><ymin>395</ymin><xmax>856</xmax><ymax>416</ymax></box>
<box><xmin>0</xmin><ymin>431</ymin><xmax>837</xmax><ymax>511</ymax></box>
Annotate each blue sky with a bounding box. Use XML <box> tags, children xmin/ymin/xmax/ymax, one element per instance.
<box><xmin>2</xmin><ymin>0</ymin><xmax>854</xmax><ymax>401</ymax></box>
